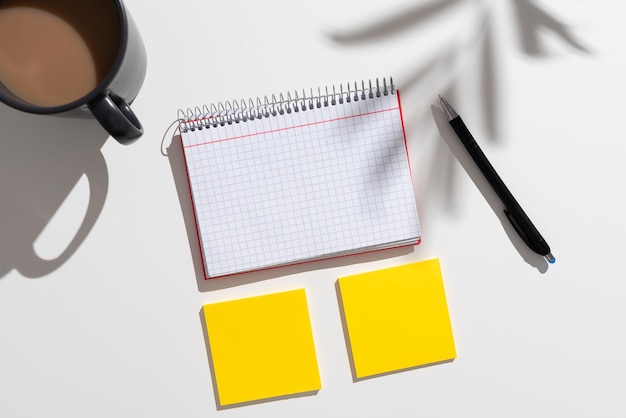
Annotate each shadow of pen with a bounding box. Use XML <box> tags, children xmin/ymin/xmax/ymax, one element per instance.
<box><xmin>431</xmin><ymin>105</ymin><xmax>549</xmax><ymax>273</ymax></box>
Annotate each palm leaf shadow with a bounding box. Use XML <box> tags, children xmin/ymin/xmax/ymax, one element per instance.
<box><xmin>326</xmin><ymin>0</ymin><xmax>589</xmax><ymax>213</ymax></box>
<box><xmin>481</xmin><ymin>20</ymin><xmax>498</xmax><ymax>141</ymax></box>
<box><xmin>512</xmin><ymin>0</ymin><xmax>589</xmax><ymax>56</ymax></box>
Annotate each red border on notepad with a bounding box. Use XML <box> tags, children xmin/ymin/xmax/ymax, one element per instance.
<box><xmin>199</xmin><ymin>243</ymin><xmax>420</xmax><ymax>280</ymax></box>
<box><xmin>180</xmin><ymin>89</ymin><xmax>421</xmax><ymax>280</ymax></box>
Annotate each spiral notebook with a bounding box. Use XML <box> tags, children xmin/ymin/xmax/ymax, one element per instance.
<box><xmin>179</xmin><ymin>78</ymin><xmax>421</xmax><ymax>278</ymax></box>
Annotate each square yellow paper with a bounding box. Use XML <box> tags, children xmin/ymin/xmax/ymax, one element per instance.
<box><xmin>338</xmin><ymin>259</ymin><xmax>456</xmax><ymax>379</ymax></box>
<box><xmin>202</xmin><ymin>289</ymin><xmax>321</xmax><ymax>406</ymax></box>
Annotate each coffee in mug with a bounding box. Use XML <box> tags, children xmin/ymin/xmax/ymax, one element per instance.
<box><xmin>0</xmin><ymin>0</ymin><xmax>146</xmax><ymax>144</ymax></box>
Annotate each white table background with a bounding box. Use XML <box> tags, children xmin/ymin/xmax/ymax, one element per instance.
<box><xmin>2</xmin><ymin>0</ymin><xmax>624</xmax><ymax>416</ymax></box>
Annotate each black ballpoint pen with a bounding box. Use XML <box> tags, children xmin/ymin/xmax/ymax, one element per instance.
<box><xmin>439</xmin><ymin>96</ymin><xmax>555</xmax><ymax>264</ymax></box>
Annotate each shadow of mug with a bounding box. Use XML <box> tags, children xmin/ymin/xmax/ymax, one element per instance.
<box><xmin>0</xmin><ymin>0</ymin><xmax>147</xmax><ymax>278</ymax></box>
<box><xmin>0</xmin><ymin>106</ymin><xmax>110</xmax><ymax>279</ymax></box>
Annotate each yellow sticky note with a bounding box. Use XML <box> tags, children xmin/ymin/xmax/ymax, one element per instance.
<box><xmin>337</xmin><ymin>259</ymin><xmax>456</xmax><ymax>379</ymax></box>
<box><xmin>202</xmin><ymin>289</ymin><xmax>321</xmax><ymax>406</ymax></box>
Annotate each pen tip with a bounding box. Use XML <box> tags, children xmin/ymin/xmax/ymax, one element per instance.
<box><xmin>438</xmin><ymin>95</ymin><xmax>457</xmax><ymax>120</ymax></box>
<box><xmin>545</xmin><ymin>253</ymin><xmax>556</xmax><ymax>264</ymax></box>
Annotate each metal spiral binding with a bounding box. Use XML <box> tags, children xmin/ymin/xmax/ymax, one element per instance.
<box><xmin>178</xmin><ymin>77</ymin><xmax>395</xmax><ymax>133</ymax></box>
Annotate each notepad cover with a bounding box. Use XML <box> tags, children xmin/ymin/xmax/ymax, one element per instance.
<box><xmin>337</xmin><ymin>259</ymin><xmax>456</xmax><ymax>379</ymax></box>
<box><xmin>202</xmin><ymin>289</ymin><xmax>321</xmax><ymax>406</ymax></box>
<box><xmin>180</xmin><ymin>84</ymin><xmax>420</xmax><ymax>278</ymax></box>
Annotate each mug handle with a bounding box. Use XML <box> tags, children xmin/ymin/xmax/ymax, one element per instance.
<box><xmin>90</xmin><ymin>91</ymin><xmax>143</xmax><ymax>144</ymax></box>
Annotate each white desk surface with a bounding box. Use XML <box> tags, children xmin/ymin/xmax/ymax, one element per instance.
<box><xmin>2</xmin><ymin>0</ymin><xmax>625</xmax><ymax>416</ymax></box>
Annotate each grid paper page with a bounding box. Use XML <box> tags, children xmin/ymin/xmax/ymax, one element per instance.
<box><xmin>181</xmin><ymin>92</ymin><xmax>420</xmax><ymax>277</ymax></box>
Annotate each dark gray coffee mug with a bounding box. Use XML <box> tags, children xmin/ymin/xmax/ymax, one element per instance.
<box><xmin>0</xmin><ymin>0</ymin><xmax>147</xmax><ymax>144</ymax></box>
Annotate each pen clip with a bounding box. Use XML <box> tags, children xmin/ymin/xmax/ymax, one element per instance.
<box><xmin>503</xmin><ymin>209</ymin><xmax>538</xmax><ymax>253</ymax></box>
